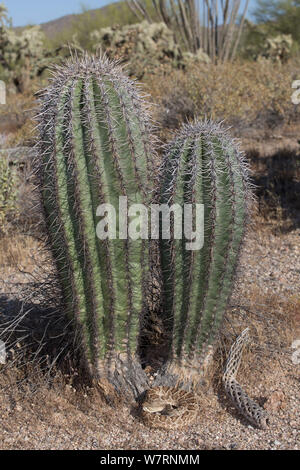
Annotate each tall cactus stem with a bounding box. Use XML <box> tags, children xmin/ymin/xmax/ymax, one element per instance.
<box><xmin>36</xmin><ymin>54</ymin><xmax>157</xmax><ymax>382</ymax></box>
<box><xmin>158</xmin><ymin>120</ymin><xmax>253</xmax><ymax>383</ymax></box>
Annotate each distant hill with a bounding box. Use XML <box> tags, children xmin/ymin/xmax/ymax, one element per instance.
<box><xmin>39</xmin><ymin>6</ymin><xmax>109</xmax><ymax>39</ymax></box>
<box><xmin>38</xmin><ymin>2</ymin><xmax>130</xmax><ymax>39</ymax></box>
<box><xmin>39</xmin><ymin>13</ymin><xmax>78</xmax><ymax>38</ymax></box>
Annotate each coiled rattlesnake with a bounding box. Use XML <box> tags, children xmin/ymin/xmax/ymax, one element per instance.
<box><xmin>141</xmin><ymin>328</ymin><xmax>269</xmax><ymax>429</ymax></box>
<box><xmin>141</xmin><ymin>386</ymin><xmax>199</xmax><ymax>429</ymax></box>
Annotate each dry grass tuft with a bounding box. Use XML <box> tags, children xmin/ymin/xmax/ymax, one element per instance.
<box><xmin>0</xmin><ymin>234</ymin><xmax>41</xmax><ymax>268</ymax></box>
<box><xmin>0</xmin><ymin>88</ymin><xmax>37</xmax><ymax>145</ymax></box>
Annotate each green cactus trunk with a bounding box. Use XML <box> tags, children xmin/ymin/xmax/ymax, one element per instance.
<box><xmin>158</xmin><ymin>121</ymin><xmax>252</xmax><ymax>381</ymax></box>
<box><xmin>36</xmin><ymin>55</ymin><xmax>156</xmax><ymax>380</ymax></box>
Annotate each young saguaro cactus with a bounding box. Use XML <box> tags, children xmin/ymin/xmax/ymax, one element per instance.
<box><xmin>36</xmin><ymin>54</ymin><xmax>156</xmax><ymax>382</ymax></box>
<box><xmin>158</xmin><ymin>120</ymin><xmax>253</xmax><ymax>383</ymax></box>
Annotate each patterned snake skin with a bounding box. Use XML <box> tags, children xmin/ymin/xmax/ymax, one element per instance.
<box><xmin>222</xmin><ymin>328</ymin><xmax>269</xmax><ymax>429</ymax></box>
<box><xmin>140</xmin><ymin>328</ymin><xmax>269</xmax><ymax>429</ymax></box>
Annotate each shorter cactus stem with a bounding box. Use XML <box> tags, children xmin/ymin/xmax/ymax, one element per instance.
<box><xmin>159</xmin><ymin>120</ymin><xmax>253</xmax><ymax>374</ymax></box>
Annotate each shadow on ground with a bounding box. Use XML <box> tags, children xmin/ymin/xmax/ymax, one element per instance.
<box><xmin>0</xmin><ymin>293</ymin><xmax>87</xmax><ymax>385</ymax></box>
<box><xmin>247</xmin><ymin>146</ymin><xmax>300</xmax><ymax>232</ymax></box>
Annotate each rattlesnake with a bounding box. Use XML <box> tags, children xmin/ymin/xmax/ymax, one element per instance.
<box><xmin>141</xmin><ymin>386</ymin><xmax>199</xmax><ymax>429</ymax></box>
<box><xmin>222</xmin><ymin>328</ymin><xmax>269</xmax><ymax>429</ymax></box>
<box><xmin>140</xmin><ymin>328</ymin><xmax>269</xmax><ymax>429</ymax></box>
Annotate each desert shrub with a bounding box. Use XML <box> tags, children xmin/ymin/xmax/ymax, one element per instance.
<box><xmin>0</xmin><ymin>78</ymin><xmax>39</xmax><ymax>143</ymax></box>
<box><xmin>0</xmin><ymin>156</ymin><xmax>19</xmax><ymax>233</ymax></box>
<box><xmin>145</xmin><ymin>59</ymin><xmax>300</xmax><ymax>136</ymax></box>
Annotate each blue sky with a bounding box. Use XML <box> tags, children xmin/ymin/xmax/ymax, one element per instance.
<box><xmin>4</xmin><ymin>0</ymin><xmax>259</xmax><ymax>27</ymax></box>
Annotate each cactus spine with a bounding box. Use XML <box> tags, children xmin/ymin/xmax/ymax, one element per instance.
<box><xmin>36</xmin><ymin>55</ymin><xmax>155</xmax><ymax>379</ymax></box>
<box><xmin>159</xmin><ymin>121</ymin><xmax>252</xmax><ymax>378</ymax></box>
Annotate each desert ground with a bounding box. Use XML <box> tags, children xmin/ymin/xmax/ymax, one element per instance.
<box><xmin>0</xmin><ymin>119</ymin><xmax>299</xmax><ymax>449</ymax></box>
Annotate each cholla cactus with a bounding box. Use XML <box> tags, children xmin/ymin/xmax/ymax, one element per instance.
<box><xmin>90</xmin><ymin>22</ymin><xmax>210</xmax><ymax>78</ymax></box>
<box><xmin>263</xmin><ymin>34</ymin><xmax>293</xmax><ymax>63</ymax></box>
<box><xmin>90</xmin><ymin>22</ymin><xmax>183</xmax><ymax>78</ymax></box>
<box><xmin>36</xmin><ymin>54</ymin><xmax>156</xmax><ymax>387</ymax></box>
<box><xmin>157</xmin><ymin>120</ymin><xmax>253</xmax><ymax>385</ymax></box>
<box><xmin>244</xmin><ymin>21</ymin><xmax>293</xmax><ymax>64</ymax></box>
<box><xmin>0</xmin><ymin>4</ymin><xmax>48</xmax><ymax>92</ymax></box>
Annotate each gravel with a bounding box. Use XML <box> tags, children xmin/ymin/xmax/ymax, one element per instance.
<box><xmin>0</xmin><ymin>223</ymin><xmax>298</xmax><ymax>450</ymax></box>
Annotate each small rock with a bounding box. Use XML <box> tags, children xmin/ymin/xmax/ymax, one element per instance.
<box><xmin>270</xmin><ymin>440</ymin><xmax>281</xmax><ymax>447</ymax></box>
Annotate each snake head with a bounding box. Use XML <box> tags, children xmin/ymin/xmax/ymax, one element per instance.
<box><xmin>142</xmin><ymin>400</ymin><xmax>168</xmax><ymax>414</ymax></box>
